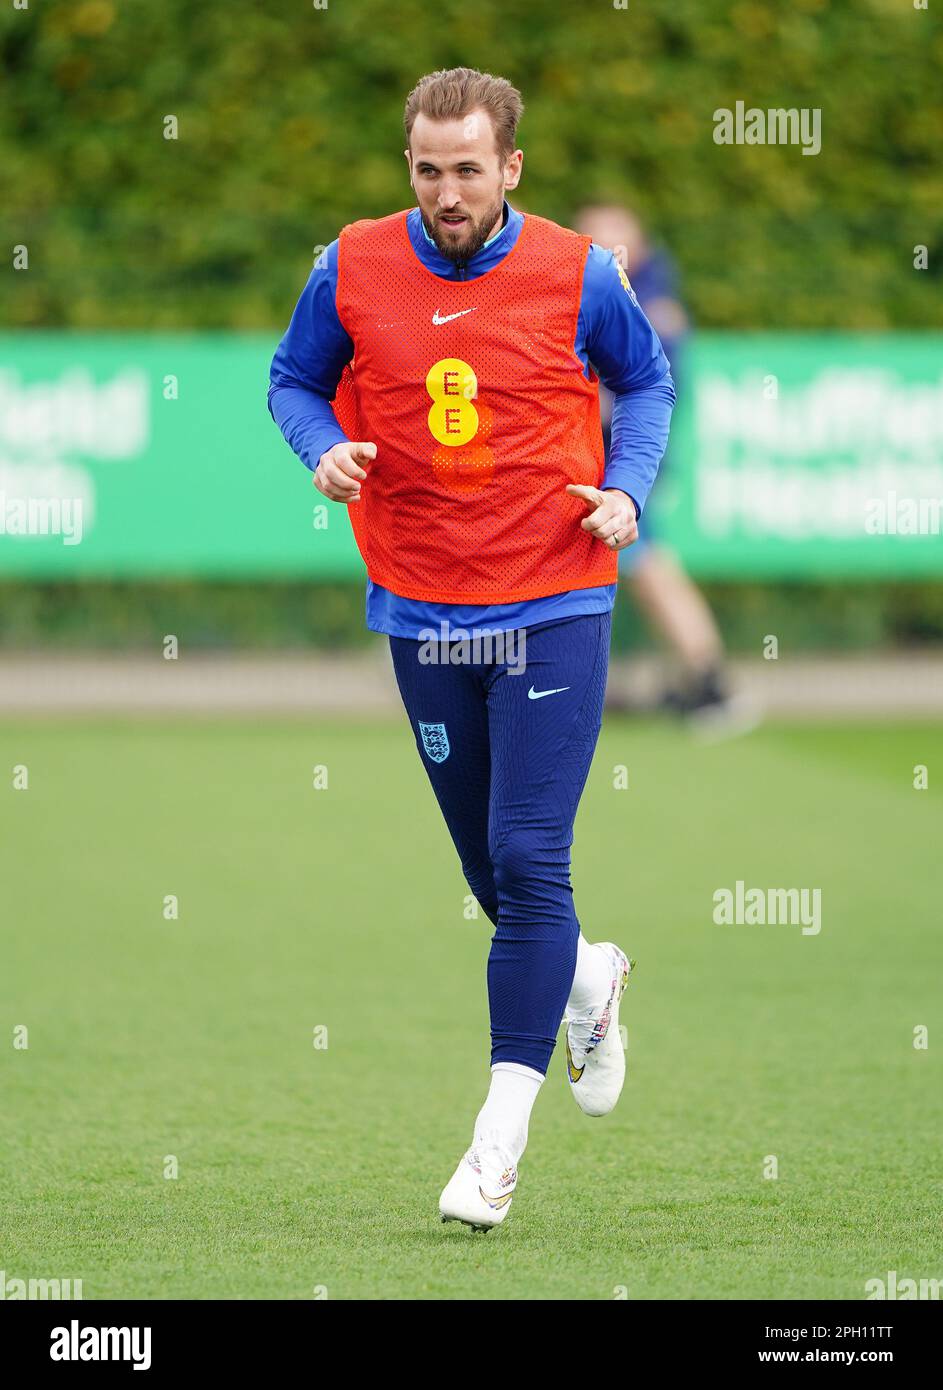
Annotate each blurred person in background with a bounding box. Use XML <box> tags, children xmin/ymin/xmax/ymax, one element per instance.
<box><xmin>576</xmin><ymin>204</ymin><xmax>753</xmax><ymax>732</ymax></box>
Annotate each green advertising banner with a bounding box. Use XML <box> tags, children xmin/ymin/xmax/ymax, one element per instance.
<box><xmin>0</xmin><ymin>333</ymin><xmax>357</xmax><ymax>578</ymax></box>
<box><xmin>1</xmin><ymin>332</ymin><xmax>941</xmax><ymax>579</ymax></box>
<box><xmin>656</xmin><ymin>333</ymin><xmax>943</xmax><ymax>577</ymax></box>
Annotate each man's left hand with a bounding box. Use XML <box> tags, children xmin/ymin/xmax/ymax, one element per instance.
<box><xmin>566</xmin><ymin>485</ymin><xmax>639</xmax><ymax>551</ymax></box>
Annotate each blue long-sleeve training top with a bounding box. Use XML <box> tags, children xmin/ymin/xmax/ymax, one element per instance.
<box><xmin>269</xmin><ymin>200</ymin><xmax>675</xmax><ymax>638</ymax></box>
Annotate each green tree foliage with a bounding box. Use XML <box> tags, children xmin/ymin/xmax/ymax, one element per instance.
<box><xmin>2</xmin><ymin>0</ymin><xmax>940</xmax><ymax>331</ymax></box>
<box><xmin>2</xmin><ymin>577</ymin><xmax>942</xmax><ymax>652</ymax></box>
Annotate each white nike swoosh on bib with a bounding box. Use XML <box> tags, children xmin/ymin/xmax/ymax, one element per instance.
<box><xmin>432</xmin><ymin>308</ymin><xmax>478</xmax><ymax>324</ymax></box>
<box><xmin>527</xmin><ymin>686</ymin><xmax>571</xmax><ymax>700</ymax></box>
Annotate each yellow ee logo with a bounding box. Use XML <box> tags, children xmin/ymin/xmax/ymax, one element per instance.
<box><xmin>426</xmin><ymin>358</ymin><xmax>479</xmax><ymax>447</ymax></box>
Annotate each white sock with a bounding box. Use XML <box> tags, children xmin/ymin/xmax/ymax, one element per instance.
<box><xmin>472</xmin><ymin>1062</ymin><xmax>544</xmax><ymax>1166</ymax></box>
<box><xmin>565</xmin><ymin>933</ymin><xmax>611</xmax><ymax>1017</ymax></box>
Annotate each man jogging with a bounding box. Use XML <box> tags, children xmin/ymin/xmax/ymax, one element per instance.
<box><xmin>269</xmin><ymin>66</ymin><xmax>674</xmax><ymax>1231</ymax></box>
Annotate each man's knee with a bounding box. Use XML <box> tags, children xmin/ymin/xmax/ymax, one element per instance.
<box><xmin>490</xmin><ymin>831</ymin><xmax>572</xmax><ymax>907</ymax></box>
<box><xmin>462</xmin><ymin>857</ymin><xmax>498</xmax><ymax>924</ymax></box>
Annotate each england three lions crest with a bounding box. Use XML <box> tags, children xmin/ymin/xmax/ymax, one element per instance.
<box><xmin>419</xmin><ymin>721</ymin><xmax>450</xmax><ymax>763</ymax></box>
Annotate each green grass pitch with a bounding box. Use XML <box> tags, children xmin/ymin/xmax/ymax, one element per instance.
<box><xmin>2</xmin><ymin>716</ymin><xmax>941</xmax><ymax>1300</ymax></box>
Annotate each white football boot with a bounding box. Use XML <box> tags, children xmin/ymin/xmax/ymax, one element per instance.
<box><xmin>564</xmin><ymin>942</ymin><xmax>634</xmax><ymax>1117</ymax></box>
<box><xmin>439</xmin><ymin>1145</ymin><xmax>518</xmax><ymax>1232</ymax></box>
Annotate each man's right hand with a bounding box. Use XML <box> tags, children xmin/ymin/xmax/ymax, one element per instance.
<box><xmin>314</xmin><ymin>441</ymin><xmax>377</xmax><ymax>503</ymax></box>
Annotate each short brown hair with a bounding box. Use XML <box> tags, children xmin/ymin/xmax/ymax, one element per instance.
<box><xmin>404</xmin><ymin>67</ymin><xmax>524</xmax><ymax>162</ymax></box>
